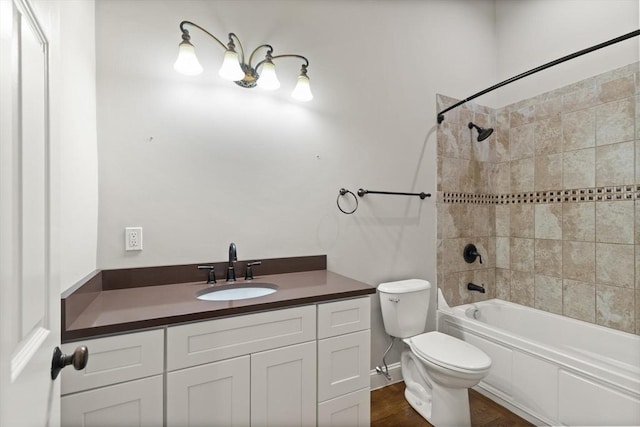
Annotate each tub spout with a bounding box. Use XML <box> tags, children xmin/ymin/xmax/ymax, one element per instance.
<box><xmin>467</xmin><ymin>282</ymin><xmax>485</xmax><ymax>293</ymax></box>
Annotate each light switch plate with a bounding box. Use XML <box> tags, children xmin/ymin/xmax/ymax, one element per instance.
<box><xmin>125</xmin><ymin>227</ymin><xmax>143</xmax><ymax>251</ymax></box>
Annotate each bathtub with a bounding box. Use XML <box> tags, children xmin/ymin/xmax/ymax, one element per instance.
<box><xmin>436</xmin><ymin>291</ymin><xmax>640</xmax><ymax>426</ymax></box>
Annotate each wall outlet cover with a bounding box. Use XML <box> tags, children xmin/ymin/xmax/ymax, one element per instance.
<box><xmin>125</xmin><ymin>227</ymin><xmax>143</xmax><ymax>251</ymax></box>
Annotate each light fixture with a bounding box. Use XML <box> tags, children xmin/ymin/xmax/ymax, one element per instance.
<box><xmin>173</xmin><ymin>21</ymin><xmax>313</xmax><ymax>101</ymax></box>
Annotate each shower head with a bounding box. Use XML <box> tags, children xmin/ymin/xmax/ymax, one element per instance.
<box><xmin>468</xmin><ymin>122</ymin><xmax>494</xmax><ymax>142</ymax></box>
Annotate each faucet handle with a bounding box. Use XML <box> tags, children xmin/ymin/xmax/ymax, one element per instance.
<box><xmin>245</xmin><ymin>261</ymin><xmax>262</xmax><ymax>281</ymax></box>
<box><xmin>197</xmin><ymin>265</ymin><xmax>217</xmax><ymax>284</ymax></box>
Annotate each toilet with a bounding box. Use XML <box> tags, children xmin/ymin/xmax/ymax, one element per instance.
<box><xmin>378</xmin><ymin>279</ymin><xmax>491</xmax><ymax>427</ymax></box>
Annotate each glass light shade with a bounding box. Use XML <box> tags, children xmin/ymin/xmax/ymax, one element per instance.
<box><xmin>173</xmin><ymin>41</ymin><xmax>203</xmax><ymax>75</ymax></box>
<box><xmin>257</xmin><ymin>61</ymin><xmax>280</xmax><ymax>90</ymax></box>
<box><xmin>291</xmin><ymin>74</ymin><xmax>313</xmax><ymax>101</ymax></box>
<box><xmin>218</xmin><ymin>50</ymin><xmax>245</xmax><ymax>81</ymax></box>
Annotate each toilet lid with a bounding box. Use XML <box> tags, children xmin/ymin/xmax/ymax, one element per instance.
<box><xmin>409</xmin><ymin>332</ymin><xmax>491</xmax><ymax>372</ymax></box>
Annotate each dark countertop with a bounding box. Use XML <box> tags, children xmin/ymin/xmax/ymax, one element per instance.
<box><xmin>63</xmin><ymin>269</ymin><xmax>376</xmax><ymax>342</ymax></box>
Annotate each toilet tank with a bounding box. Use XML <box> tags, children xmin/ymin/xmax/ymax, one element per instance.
<box><xmin>378</xmin><ymin>279</ymin><xmax>431</xmax><ymax>338</ymax></box>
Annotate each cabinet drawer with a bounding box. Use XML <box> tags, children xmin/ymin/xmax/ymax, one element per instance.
<box><xmin>318</xmin><ymin>297</ymin><xmax>370</xmax><ymax>339</ymax></box>
<box><xmin>167</xmin><ymin>305</ymin><xmax>316</xmax><ymax>371</ymax></box>
<box><xmin>318</xmin><ymin>387</ymin><xmax>371</xmax><ymax>427</ymax></box>
<box><xmin>61</xmin><ymin>375</ymin><xmax>163</xmax><ymax>427</ymax></box>
<box><xmin>318</xmin><ymin>329</ymin><xmax>371</xmax><ymax>401</ymax></box>
<box><xmin>61</xmin><ymin>329</ymin><xmax>164</xmax><ymax>395</ymax></box>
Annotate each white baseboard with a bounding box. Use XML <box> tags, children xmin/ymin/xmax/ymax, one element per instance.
<box><xmin>370</xmin><ymin>362</ymin><xmax>403</xmax><ymax>390</ymax></box>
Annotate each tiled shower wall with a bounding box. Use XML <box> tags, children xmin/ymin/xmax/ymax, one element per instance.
<box><xmin>436</xmin><ymin>62</ymin><xmax>640</xmax><ymax>335</ymax></box>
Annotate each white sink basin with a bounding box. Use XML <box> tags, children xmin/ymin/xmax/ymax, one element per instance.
<box><xmin>197</xmin><ymin>283</ymin><xmax>278</xmax><ymax>301</ymax></box>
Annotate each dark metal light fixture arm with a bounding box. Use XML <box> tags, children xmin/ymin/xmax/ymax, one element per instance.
<box><xmin>255</xmin><ymin>53</ymin><xmax>310</xmax><ymax>72</ymax></box>
<box><xmin>178</xmin><ymin>20</ymin><xmax>227</xmax><ymax>50</ymax></box>
<box><xmin>228</xmin><ymin>32</ymin><xmax>245</xmax><ymax>63</ymax></box>
<box><xmin>248</xmin><ymin>44</ymin><xmax>274</xmax><ymax>68</ymax></box>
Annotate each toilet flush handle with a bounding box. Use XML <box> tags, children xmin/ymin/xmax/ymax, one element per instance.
<box><xmin>388</xmin><ymin>297</ymin><xmax>400</xmax><ymax>303</ymax></box>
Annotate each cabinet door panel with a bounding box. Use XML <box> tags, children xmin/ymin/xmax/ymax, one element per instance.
<box><xmin>318</xmin><ymin>388</ymin><xmax>371</xmax><ymax>427</ymax></box>
<box><xmin>167</xmin><ymin>356</ymin><xmax>250</xmax><ymax>427</ymax></box>
<box><xmin>61</xmin><ymin>375</ymin><xmax>163</xmax><ymax>427</ymax></box>
<box><xmin>251</xmin><ymin>341</ymin><xmax>317</xmax><ymax>427</ymax></box>
<box><xmin>318</xmin><ymin>330</ymin><xmax>370</xmax><ymax>401</ymax></box>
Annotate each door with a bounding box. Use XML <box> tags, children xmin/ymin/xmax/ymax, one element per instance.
<box><xmin>167</xmin><ymin>356</ymin><xmax>251</xmax><ymax>426</ymax></box>
<box><xmin>0</xmin><ymin>0</ymin><xmax>60</xmax><ymax>426</ymax></box>
<box><xmin>251</xmin><ymin>341</ymin><xmax>317</xmax><ymax>427</ymax></box>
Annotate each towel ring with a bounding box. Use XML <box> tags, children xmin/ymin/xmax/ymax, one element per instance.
<box><xmin>337</xmin><ymin>188</ymin><xmax>358</xmax><ymax>214</ymax></box>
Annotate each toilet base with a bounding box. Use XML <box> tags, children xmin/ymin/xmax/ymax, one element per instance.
<box><xmin>404</xmin><ymin>380</ymin><xmax>471</xmax><ymax>427</ymax></box>
<box><xmin>401</xmin><ymin>349</ymin><xmax>474</xmax><ymax>427</ymax></box>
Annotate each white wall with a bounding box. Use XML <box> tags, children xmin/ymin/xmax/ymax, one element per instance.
<box><xmin>95</xmin><ymin>0</ymin><xmax>497</xmax><ymax>368</ymax></box>
<box><xmin>31</xmin><ymin>0</ymin><xmax>98</xmax><ymax>293</ymax></box>
<box><xmin>495</xmin><ymin>0</ymin><xmax>639</xmax><ymax>106</ymax></box>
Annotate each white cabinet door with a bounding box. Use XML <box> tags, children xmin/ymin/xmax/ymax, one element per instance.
<box><xmin>318</xmin><ymin>388</ymin><xmax>371</xmax><ymax>427</ymax></box>
<box><xmin>318</xmin><ymin>330</ymin><xmax>370</xmax><ymax>402</ymax></box>
<box><xmin>61</xmin><ymin>375</ymin><xmax>163</xmax><ymax>427</ymax></box>
<box><xmin>251</xmin><ymin>341</ymin><xmax>317</xmax><ymax>427</ymax></box>
<box><xmin>166</xmin><ymin>355</ymin><xmax>250</xmax><ymax>427</ymax></box>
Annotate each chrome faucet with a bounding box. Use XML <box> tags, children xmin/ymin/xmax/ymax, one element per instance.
<box><xmin>226</xmin><ymin>242</ymin><xmax>237</xmax><ymax>282</ymax></box>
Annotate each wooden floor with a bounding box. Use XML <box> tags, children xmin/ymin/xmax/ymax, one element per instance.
<box><xmin>371</xmin><ymin>382</ymin><xmax>534</xmax><ymax>427</ymax></box>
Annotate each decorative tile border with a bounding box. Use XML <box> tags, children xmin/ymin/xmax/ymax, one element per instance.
<box><xmin>439</xmin><ymin>185</ymin><xmax>639</xmax><ymax>205</ymax></box>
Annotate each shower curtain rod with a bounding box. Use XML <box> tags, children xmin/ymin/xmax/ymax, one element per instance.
<box><xmin>436</xmin><ymin>29</ymin><xmax>640</xmax><ymax>124</ymax></box>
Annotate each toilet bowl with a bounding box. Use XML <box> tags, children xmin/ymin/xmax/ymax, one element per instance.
<box><xmin>378</xmin><ymin>279</ymin><xmax>492</xmax><ymax>427</ymax></box>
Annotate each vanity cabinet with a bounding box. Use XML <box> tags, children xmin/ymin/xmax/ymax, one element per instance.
<box><xmin>60</xmin><ymin>329</ymin><xmax>164</xmax><ymax>427</ymax></box>
<box><xmin>62</xmin><ymin>296</ymin><xmax>372</xmax><ymax>426</ymax></box>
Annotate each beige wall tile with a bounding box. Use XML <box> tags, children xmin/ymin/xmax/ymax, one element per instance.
<box><xmin>535</xmin><ymin>204</ymin><xmax>562</xmax><ymax>239</ymax></box>
<box><xmin>595</xmin><ymin>201</ymin><xmax>634</xmax><ymax>244</ymax></box>
<box><xmin>510</xmin><ymin>124</ymin><xmax>535</xmax><ymax>160</ymax></box>
<box><xmin>511</xmin><ymin>237</ymin><xmax>534</xmax><ymax>272</ymax></box>
<box><xmin>492</xmin><ymin>128</ymin><xmax>510</xmax><ymax>162</ymax></box>
<box><xmin>562</xmin><ymin>85</ymin><xmax>599</xmax><ymax>113</ymax></box>
<box><xmin>510</xmin><ymin>105</ymin><xmax>536</xmax><ymax>128</ymax></box>
<box><xmin>595</xmin><ymin>98</ymin><xmax>635</xmax><ymax>146</ymax></box>
<box><xmin>535</xmin><ymin>274</ymin><xmax>563</xmax><ymax>314</ymax></box>
<box><xmin>470</xmin><ymin>268</ymin><xmax>496</xmax><ymax>302</ymax></box>
<box><xmin>535</xmin><ymin>238</ymin><xmax>562</xmax><ymax>277</ymax></box>
<box><xmin>535</xmin><ymin>153</ymin><xmax>563</xmax><ymax>191</ymax></box>
<box><xmin>496</xmin><ymin>205</ymin><xmax>510</xmax><ymax>237</ymax></box>
<box><xmin>441</xmin><ymin>272</ymin><xmax>462</xmax><ymax>307</ymax></box>
<box><xmin>596</xmin><ymin>284</ymin><xmax>635</xmax><ymax>333</ymax></box>
<box><xmin>460</xmin><ymin>159</ymin><xmax>481</xmax><ymax>194</ymax></box>
<box><xmin>510</xmin><ymin>271</ymin><xmax>534</xmax><ymax>307</ymax></box>
<box><xmin>562</xmin><ymin>108</ymin><xmax>596</xmax><ymax>152</ymax></box>
<box><xmin>563</xmin><ymin>240</ymin><xmax>595</xmax><ymax>283</ymax></box>
<box><xmin>535</xmin><ymin>115</ymin><xmax>563</xmax><ymax>155</ymax></box>
<box><xmin>636</xmin><ymin>95</ymin><xmax>640</xmax><ymax>141</ymax></box>
<box><xmin>637</xmin><ymin>201</ymin><xmax>640</xmax><ymax>245</ymax></box>
<box><xmin>438</xmin><ymin>204</ymin><xmax>471</xmax><ymax>239</ymax></box>
<box><xmin>637</xmin><ymin>138</ymin><xmax>640</xmax><ymax>184</ymax></box>
<box><xmin>535</xmin><ymin>96</ymin><xmax>563</xmax><ymax>121</ymax></box>
<box><xmin>598</xmin><ymin>75</ymin><xmax>635</xmax><ymax>104</ymax></box>
<box><xmin>493</xmin><ymin>162</ymin><xmax>511</xmax><ymax>194</ymax></box>
<box><xmin>495</xmin><ymin>268</ymin><xmax>511</xmax><ymax>300</ymax></box>
<box><xmin>596</xmin><ymin>243</ymin><xmax>635</xmax><ymax>288</ymax></box>
<box><xmin>437</xmin><ymin>122</ymin><xmax>458</xmax><ymax>158</ymax></box>
<box><xmin>563</xmin><ymin>202</ymin><xmax>595</xmax><ymax>242</ymax></box>
<box><xmin>563</xmin><ymin>279</ymin><xmax>595</xmax><ymax>323</ymax></box>
<box><xmin>563</xmin><ymin>148</ymin><xmax>595</xmax><ymax>189</ymax></box>
<box><xmin>636</xmin><ymin>288</ymin><xmax>640</xmax><ymax>335</ymax></box>
<box><xmin>442</xmin><ymin>238</ymin><xmax>463</xmax><ymax>273</ymax></box>
<box><xmin>510</xmin><ymin>158</ymin><xmax>535</xmax><ymax>193</ymax></box>
<box><xmin>510</xmin><ymin>204</ymin><xmax>534</xmax><ymax>238</ymax></box>
<box><xmin>496</xmin><ymin>236</ymin><xmax>510</xmax><ymax>269</ymax></box>
<box><xmin>596</xmin><ymin>141</ymin><xmax>635</xmax><ymax>186</ymax></box>
<box><xmin>473</xmin><ymin>205</ymin><xmax>495</xmax><ymax>237</ymax></box>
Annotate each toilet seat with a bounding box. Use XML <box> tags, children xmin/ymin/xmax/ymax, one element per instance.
<box><xmin>408</xmin><ymin>332</ymin><xmax>491</xmax><ymax>373</ymax></box>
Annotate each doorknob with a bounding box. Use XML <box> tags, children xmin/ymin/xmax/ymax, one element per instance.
<box><xmin>50</xmin><ymin>345</ymin><xmax>89</xmax><ymax>380</ymax></box>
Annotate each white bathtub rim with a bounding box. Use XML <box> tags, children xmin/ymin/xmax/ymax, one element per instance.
<box><xmin>438</xmin><ymin>312</ymin><xmax>640</xmax><ymax>399</ymax></box>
